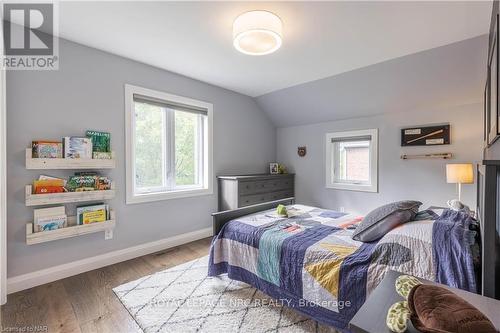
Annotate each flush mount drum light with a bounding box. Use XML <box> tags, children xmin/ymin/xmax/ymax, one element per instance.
<box><xmin>233</xmin><ymin>11</ymin><xmax>282</xmax><ymax>55</ymax></box>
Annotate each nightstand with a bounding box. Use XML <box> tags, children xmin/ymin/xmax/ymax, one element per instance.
<box><xmin>348</xmin><ymin>270</ymin><xmax>500</xmax><ymax>333</ymax></box>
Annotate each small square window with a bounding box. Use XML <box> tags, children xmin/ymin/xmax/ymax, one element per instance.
<box><xmin>326</xmin><ymin>129</ymin><xmax>378</xmax><ymax>192</ymax></box>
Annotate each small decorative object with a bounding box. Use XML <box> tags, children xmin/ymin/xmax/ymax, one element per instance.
<box><xmin>32</xmin><ymin>140</ymin><xmax>63</xmax><ymax>158</ymax></box>
<box><xmin>276</xmin><ymin>204</ymin><xmax>287</xmax><ymax>216</ymax></box>
<box><xmin>297</xmin><ymin>146</ymin><xmax>306</xmax><ymax>157</ymax></box>
<box><xmin>63</xmin><ymin>136</ymin><xmax>92</xmax><ymax>159</ymax></box>
<box><xmin>278</xmin><ymin>164</ymin><xmax>288</xmax><ymax>174</ymax></box>
<box><xmin>446</xmin><ymin>163</ymin><xmax>474</xmax><ymax>201</ymax></box>
<box><xmin>401</xmin><ymin>124</ymin><xmax>450</xmax><ymax>146</ymax></box>
<box><xmin>269</xmin><ymin>162</ymin><xmax>279</xmax><ymax>174</ymax></box>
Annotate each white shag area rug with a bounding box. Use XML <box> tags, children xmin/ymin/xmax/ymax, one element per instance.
<box><xmin>113</xmin><ymin>256</ymin><xmax>340</xmax><ymax>333</ymax></box>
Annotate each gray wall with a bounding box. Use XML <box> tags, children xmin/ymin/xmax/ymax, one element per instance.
<box><xmin>6</xmin><ymin>38</ymin><xmax>276</xmax><ymax>277</ymax></box>
<box><xmin>277</xmin><ymin>103</ymin><xmax>483</xmax><ymax>215</ymax></box>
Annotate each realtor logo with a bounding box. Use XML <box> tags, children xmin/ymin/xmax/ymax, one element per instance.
<box><xmin>2</xmin><ymin>2</ymin><xmax>58</xmax><ymax>70</ymax></box>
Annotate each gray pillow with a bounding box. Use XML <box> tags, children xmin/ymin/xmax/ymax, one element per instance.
<box><xmin>352</xmin><ymin>201</ymin><xmax>422</xmax><ymax>242</ymax></box>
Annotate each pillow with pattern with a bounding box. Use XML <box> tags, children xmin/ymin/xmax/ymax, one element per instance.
<box><xmin>352</xmin><ymin>200</ymin><xmax>422</xmax><ymax>242</ymax></box>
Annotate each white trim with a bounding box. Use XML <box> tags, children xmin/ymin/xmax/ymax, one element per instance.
<box><xmin>7</xmin><ymin>227</ymin><xmax>212</xmax><ymax>294</ymax></box>
<box><xmin>325</xmin><ymin>129</ymin><xmax>379</xmax><ymax>193</ymax></box>
<box><xmin>125</xmin><ymin>84</ymin><xmax>213</xmax><ymax>204</ymax></box>
<box><xmin>0</xmin><ymin>43</ymin><xmax>6</xmax><ymax>305</ymax></box>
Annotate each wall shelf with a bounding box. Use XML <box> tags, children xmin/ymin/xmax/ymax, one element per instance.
<box><xmin>25</xmin><ymin>184</ymin><xmax>115</xmax><ymax>206</ymax></box>
<box><xmin>400</xmin><ymin>153</ymin><xmax>453</xmax><ymax>160</ymax></box>
<box><xmin>26</xmin><ymin>210</ymin><xmax>115</xmax><ymax>245</ymax></box>
<box><xmin>25</xmin><ymin>148</ymin><xmax>116</xmax><ymax>170</ymax></box>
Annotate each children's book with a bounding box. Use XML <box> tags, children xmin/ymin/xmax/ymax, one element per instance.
<box><xmin>76</xmin><ymin>203</ymin><xmax>107</xmax><ymax>225</ymax></box>
<box><xmin>86</xmin><ymin>130</ymin><xmax>110</xmax><ymax>153</ymax></box>
<box><xmin>32</xmin><ymin>141</ymin><xmax>62</xmax><ymax>158</ymax></box>
<box><xmin>34</xmin><ymin>206</ymin><xmax>67</xmax><ymax>232</ymax></box>
<box><xmin>63</xmin><ymin>137</ymin><xmax>92</xmax><ymax>159</ymax></box>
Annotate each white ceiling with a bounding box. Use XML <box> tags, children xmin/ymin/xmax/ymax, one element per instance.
<box><xmin>50</xmin><ymin>1</ymin><xmax>493</xmax><ymax>97</ymax></box>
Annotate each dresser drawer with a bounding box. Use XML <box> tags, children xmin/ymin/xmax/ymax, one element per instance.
<box><xmin>278</xmin><ymin>177</ymin><xmax>294</xmax><ymax>190</ymax></box>
<box><xmin>239</xmin><ymin>178</ymin><xmax>293</xmax><ymax>195</ymax></box>
<box><xmin>239</xmin><ymin>181</ymin><xmax>257</xmax><ymax>195</ymax></box>
<box><xmin>239</xmin><ymin>189</ymin><xmax>293</xmax><ymax>207</ymax></box>
<box><xmin>267</xmin><ymin>190</ymin><xmax>294</xmax><ymax>201</ymax></box>
<box><xmin>239</xmin><ymin>193</ymin><xmax>269</xmax><ymax>207</ymax></box>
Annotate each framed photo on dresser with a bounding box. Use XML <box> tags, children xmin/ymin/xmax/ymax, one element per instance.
<box><xmin>488</xmin><ymin>14</ymin><xmax>500</xmax><ymax>146</ymax></box>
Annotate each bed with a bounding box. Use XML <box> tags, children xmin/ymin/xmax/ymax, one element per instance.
<box><xmin>208</xmin><ymin>198</ymin><xmax>478</xmax><ymax>330</ymax></box>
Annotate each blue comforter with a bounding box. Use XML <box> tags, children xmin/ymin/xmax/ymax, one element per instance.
<box><xmin>208</xmin><ymin>205</ymin><xmax>477</xmax><ymax>330</ymax></box>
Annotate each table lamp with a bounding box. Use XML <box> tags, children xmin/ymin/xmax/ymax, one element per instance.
<box><xmin>446</xmin><ymin>163</ymin><xmax>474</xmax><ymax>202</ymax></box>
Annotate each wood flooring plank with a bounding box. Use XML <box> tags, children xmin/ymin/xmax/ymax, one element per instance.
<box><xmin>35</xmin><ymin>281</ymin><xmax>81</xmax><ymax>333</ymax></box>
<box><xmin>1</xmin><ymin>237</ymin><xmax>212</xmax><ymax>333</ymax></box>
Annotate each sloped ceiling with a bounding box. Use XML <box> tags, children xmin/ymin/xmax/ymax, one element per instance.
<box><xmin>255</xmin><ymin>35</ymin><xmax>488</xmax><ymax>127</ymax></box>
<box><xmin>29</xmin><ymin>1</ymin><xmax>492</xmax><ymax>97</ymax></box>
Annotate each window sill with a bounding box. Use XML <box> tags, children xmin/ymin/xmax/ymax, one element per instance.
<box><xmin>326</xmin><ymin>183</ymin><xmax>378</xmax><ymax>193</ymax></box>
<box><xmin>126</xmin><ymin>187</ymin><xmax>213</xmax><ymax>204</ymax></box>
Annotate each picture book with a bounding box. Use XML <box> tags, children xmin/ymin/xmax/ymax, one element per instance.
<box><xmin>35</xmin><ymin>215</ymin><xmax>67</xmax><ymax>232</ymax></box>
<box><xmin>63</xmin><ymin>137</ymin><xmax>92</xmax><ymax>159</ymax></box>
<box><xmin>76</xmin><ymin>203</ymin><xmax>108</xmax><ymax>225</ymax></box>
<box><xmin>34</xmin><ymin>206</ymin><xmax>67</xmax><ymax>232</ymax></box>
<box><xmin>86</xmin><ymin>130</ymin><xmax>110</xmax><ymax>153</ymax></box>
<box><xmin>66</xmin><ymin>174</ymin><xmax>112</xmax><ymax>192</ymax></box>
<box><xmin>82</xmin><ymin>210</ymin><xmax>106</xmax><ymax>224</ymax></box>
<box><xmin>33</xmin><ymin>179</ymin><xmax>65</xmax><ymax>194</ymax></box>
<box><xmin>34</xmin><ymin>206</ymin><xmax>65</xmax><ymax>220</ymax></box>
<box><xmin>32</xmin><ymin>141</ymin><xmax>63</xmax><ymax>158</ymax></box>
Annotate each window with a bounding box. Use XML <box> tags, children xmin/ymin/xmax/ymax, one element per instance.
<box><xmin>125</xmin><ymin>85</ymin><xmax>213</xmax><ymax>204</ymax></box>
<box><xmin>325</xmin><ymin>129</ymin><xmax>378</xmax><ymax>192</ymax></box>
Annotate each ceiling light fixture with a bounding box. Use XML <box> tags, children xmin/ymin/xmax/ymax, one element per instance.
<box><xmin>233</xmin><ymin>10</ymin><xmax>282</xmax><ymax>56</ymax></box>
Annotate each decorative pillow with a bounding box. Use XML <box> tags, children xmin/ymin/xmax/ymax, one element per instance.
<box><xmin>352</xmin><ymin>201</ymin><xmax>422</xmax><ymax>242</ymax></box>
<box><xmin>408</xmin><ymin>284</ymin><xmax>496</xmax><ymax>333</ymax></box>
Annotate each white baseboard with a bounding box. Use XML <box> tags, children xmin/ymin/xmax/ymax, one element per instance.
<box><xmin>7</xmin><ymin>227</ymin><xmax>212</xmax><ymax>294</ymax></box>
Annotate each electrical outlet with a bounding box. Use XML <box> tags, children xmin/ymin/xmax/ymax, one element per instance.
<box><xmin>105</xmin><ymin>229</ymin><xmax>113</xmax><ymax>240</ymax></box>
<box><xmin>340</xmin><ymin>206</ymin><xmax>345</xmax><ymax>213</ymax></box>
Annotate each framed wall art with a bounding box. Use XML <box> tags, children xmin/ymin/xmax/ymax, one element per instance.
<box><xmin>401</xmin><ymin>124</ymin><xmax>450</xmax><ymax>146</ymax></box>
<box><xmin>488</xmin><ymin>14</ymin><xmax>500</xmax><ymax>145</ymax></box>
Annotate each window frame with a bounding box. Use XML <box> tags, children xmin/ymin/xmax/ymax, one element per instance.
<box><xmin>325</xmin><ymin>129</ymin><xmax>378</xmax><ymax>193</ymax></box>
<box><xmin>125</xmin><ymin>84</ymin><xmax>213</xmax><ymax>204</ymax></box>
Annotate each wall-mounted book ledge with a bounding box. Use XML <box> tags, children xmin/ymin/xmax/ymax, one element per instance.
<box><xmin>26</xmin><ymin>210</ymin><xmax>116</xmax><ymax>245</ymax></box>
<box><xmin>25</xmin><ymin>148</ymin><xmax>116</xmax><ymax>169</ymax></box>
<box><xmin>25</xmin><ymin>184</ymin><xmax>116</xmax><ymax>206</ymax></box>
<box><xmin>400</xmin><ymin>153</ymin><xmax>453</xmax><ymax>160</ymax></box>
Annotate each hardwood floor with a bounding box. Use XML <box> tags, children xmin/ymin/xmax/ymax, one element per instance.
<box><xmin>0</xmin><ymin>237</ymin><xmax>212</xmax><ymax>333</ymax></box>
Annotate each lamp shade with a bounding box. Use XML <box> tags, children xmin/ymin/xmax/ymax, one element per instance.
<box><xmin>233</xmin><ymin>11</ymin><xmax>282</xmax><ymax>55</ymax></box>
<box><xmin>446</xmin><ymin>164</ymin><xmax>474</xmax><ymax>184</ymax></box>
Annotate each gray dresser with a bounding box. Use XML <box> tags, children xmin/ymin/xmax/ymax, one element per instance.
<box><xmin>218</xmin><ymin>174</ymin><xmax>295</xmax><ymax>211</ymax></box>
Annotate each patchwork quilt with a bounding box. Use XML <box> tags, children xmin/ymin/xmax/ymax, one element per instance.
<box><xmin>208</xmin><ymin>205</ymin><xmax>477</xmax><ymax>330</ymax></box>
